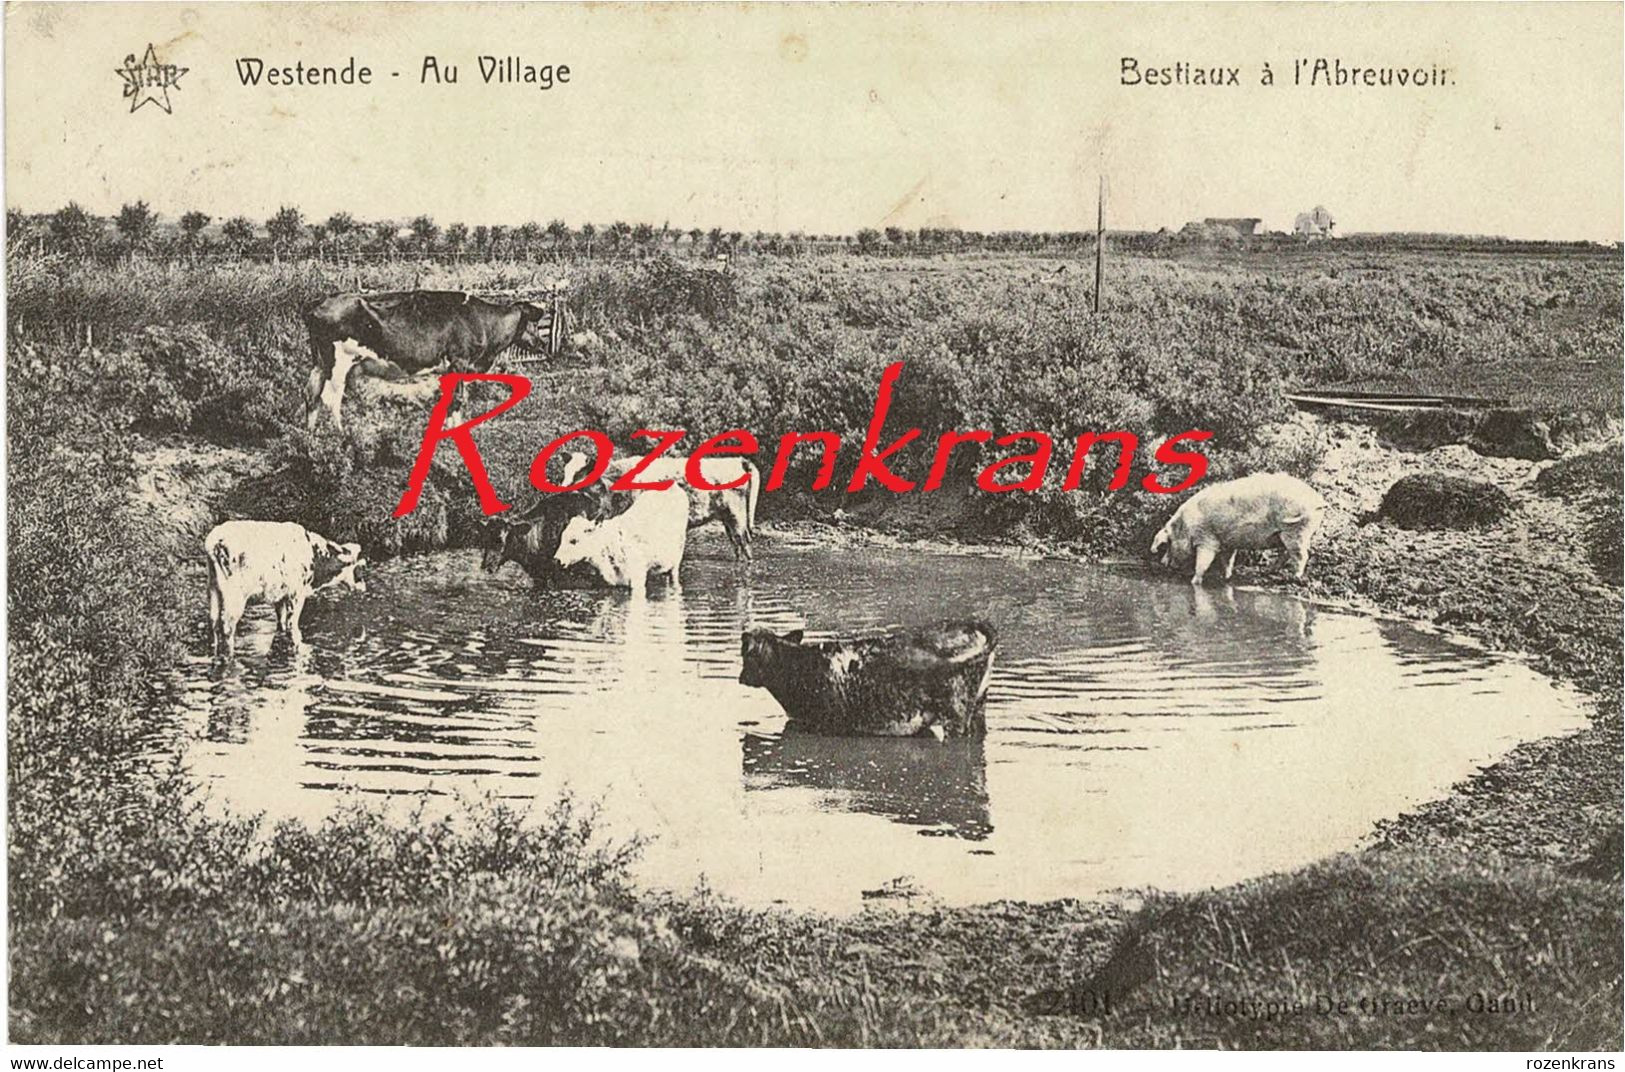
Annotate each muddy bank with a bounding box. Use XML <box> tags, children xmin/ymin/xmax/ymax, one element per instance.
<box><xmin>1287</xmin><ymin>417</ymin><xmax>1621</xmax><ymax>875</ymax></box>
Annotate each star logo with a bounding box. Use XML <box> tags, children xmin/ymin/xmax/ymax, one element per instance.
<box><xmin>115</xmin><ymin>44</ymin><xmax>188</xmax><ymax>114</ymax></box>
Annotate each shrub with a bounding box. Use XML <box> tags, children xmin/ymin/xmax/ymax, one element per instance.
<box><xmin>86</xmin><ymin>323</ymin><xmax>297</xmax><ymax>441</ymax></box>
<box><xmin>1375</xmin><ymin>473</ymin><xmax>1515</xmax><ymax>530</ymax></box>
<box><xmin>1536</xmin><ymin>447</ymin><xmax>1624</xmax><ymax>499</ymax></box>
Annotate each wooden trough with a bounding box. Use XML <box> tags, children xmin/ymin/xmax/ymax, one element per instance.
<box><xmin>1285</xmin><ymin>389</ymin><xmax>1511</xmax><ymax>413</ymax></box>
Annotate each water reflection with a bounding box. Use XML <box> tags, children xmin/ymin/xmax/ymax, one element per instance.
<box><xmin>743</xmin><ymin>731</ymin><xmax>992</xmax><ymax>840</ymax></box>
<box><xmin>167</xmin><ymin>538</ymin><xmax>1587</xmax><ymax>910</ymax></box>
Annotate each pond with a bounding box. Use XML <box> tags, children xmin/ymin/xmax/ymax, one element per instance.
<box><xmin>170</xmin><ymin>534</ymin><xmax>1586</xmax><ymax>912</ymax></box>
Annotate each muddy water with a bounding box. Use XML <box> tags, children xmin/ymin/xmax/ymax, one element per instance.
<box><xmin>171</xmin><ymin>536</ymin><xmax>1586</xmax><ymax>911</ymax></box>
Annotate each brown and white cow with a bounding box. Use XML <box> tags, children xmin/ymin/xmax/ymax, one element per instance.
<box><xmin>303</xmin><ymin>290</ymin><xmax>552</xmax><ymax>429</ymax></box>
<box><xmin>205</xmin><ymin>520</ymin><xmax>364</xmax><ymax>657</ymax></box>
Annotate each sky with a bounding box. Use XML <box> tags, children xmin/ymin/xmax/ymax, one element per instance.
<box><xmin>6</xmin><ymin>2</ymin><xmax>1622</xmax><ymax>241</ymax></box>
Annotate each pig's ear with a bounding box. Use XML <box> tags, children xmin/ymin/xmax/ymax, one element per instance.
<box><xmin>781</xmin><ymin>629</ymin><xmax>805</xmax><ymax>645</ymax></box>
<box><xmin>1150</xmin><ymin>529</ymin><xmax>1168</xmax><ymax>554</ymax></box>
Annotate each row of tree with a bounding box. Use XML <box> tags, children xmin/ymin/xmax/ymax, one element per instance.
<box><xmin>8</xmin><ymin>202</ymin><xmax>1110</xmax><ymax>260</ymax></box>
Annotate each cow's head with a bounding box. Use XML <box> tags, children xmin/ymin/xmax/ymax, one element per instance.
<box><xmin>583</xmin><ymin>481</ymin><xmax>638</xmax><ymax>522</ymax></box>
<box><xmin>553</xmin><ymin>514</ymin><xmax>611</xmax><ymax>577</ymax></box>
<box><xmin>486</xmin><ymin>491</ymin><xmax>607</xmax><ymax>576</ymax></box>
<box><xmin>481</xmin><ymin>518</ymin><xmax>532</xmax><ymax>574</ymax></box>
<box><xmin>1149</xmin><ymin>515</ymin><xmax>1192</xmax><ymax>569</ymax></box>
<box><xmin>739</xmin><ymin>627</ymin><xmax>805</xmax><ymax>688</ymax></box>
<box><xmin>553</xmin><ymin>484</ymin><xmax>643</xmax><ymax>579</ymax></box>
<box><xmin>310</xmin><ymin>535</ymin><xmax>366</xmax><ymax>593</ymax></box>
<box><xmin>515</xmin><ymin>301</ymin><xmax>553</xmax><ymax>349</ymax></box>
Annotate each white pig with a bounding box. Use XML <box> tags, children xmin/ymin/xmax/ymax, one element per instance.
<box><xmin>1151</xmin><ymin>473</ymin><xmax>1326</xmax><ymax>586</ymax></box>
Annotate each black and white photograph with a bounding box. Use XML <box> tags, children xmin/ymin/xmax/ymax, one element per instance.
<box><xmin>5</xmin><ymin>2</ymin><xmax>1622</xmax><ymax>1055</ymax></box>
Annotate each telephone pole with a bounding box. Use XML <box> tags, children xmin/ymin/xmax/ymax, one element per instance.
<box><xmin>1093</xmin><ymin>174</ymin><xmax>1105</xmax><ymax>314</ymax></box>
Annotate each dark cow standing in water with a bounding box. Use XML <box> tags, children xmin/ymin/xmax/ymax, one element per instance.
<box><xmin>740</xmin><ymin>621</ymin><xmax>999</xmax><ymax>739</ymax></box>
<box><xmin>304</xmin><ymin>290</ymin><xmax>551</xmax><ymax>429</ymax></box>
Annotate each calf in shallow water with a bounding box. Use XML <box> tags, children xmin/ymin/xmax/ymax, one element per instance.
<box><xmin>561</xmin><ymin>450</ymin><xmax>761</xmax><ymax>560</ymax></box>
<box><xmin>553</xmin><ymin>485</ymin><xmax>691</xmax><ymax>593</ymax></box>
<box><xmin>204</xmin><ymin>520</ymin><xmax>365</xmax><ymax>657</ymax></box>
<box><xmin>739</xmin><ymin>621</ymin><xmax>998</xmax><ymax>738</ymax></box>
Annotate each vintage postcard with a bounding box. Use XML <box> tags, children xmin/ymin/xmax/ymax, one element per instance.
<box><xmin>5</xmin><ymin>1</ymin><xmax>1621</xmax><ymax>1057</ymax></box>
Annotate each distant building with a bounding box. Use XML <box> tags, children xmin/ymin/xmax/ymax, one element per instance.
<box><xmin>1294</xmin><ymin>206</ymin><xmax>1337</xmax><ymax>239</ymax></box>
<box><xmin>1203</xmin><ymin>217</ymin><xmax>1263</xmax><ymax>236</ymax></box>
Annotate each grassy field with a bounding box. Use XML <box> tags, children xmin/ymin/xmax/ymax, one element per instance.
<box><xmin>7</xmin><ymin>246</ymin><xmax>1621</xmax><ymax>1046</ymax></box>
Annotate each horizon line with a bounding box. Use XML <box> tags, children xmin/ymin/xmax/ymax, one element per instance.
<box><xmin>7</xmin><ymin>203</ymin><xmax>1621</xmax><ymax>248</ymax></box>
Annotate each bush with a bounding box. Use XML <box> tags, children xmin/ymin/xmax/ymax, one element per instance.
<box><xmin>87</xmin><ymin>323</ymin><xmax>298</xmax><ymax>441</ymax></box>
<box><xmin>1375</xmin><ymin>473</ymin><xmax>1515</xmax><ymax>530</ymax></box>
<box><xmin>1537</xmin><ymin>447</ymin><xmax>1624</xmax><ymax>499</ymax></box>
<box><xmin>1078</xmin><ymin>853</ymin><xmax>1623</xmax><ymax>1049</ymax></box>
<box><xmin>570</xmin><ymin>254</ymin><xmax>738</xmax><ymax>334</ymax></box>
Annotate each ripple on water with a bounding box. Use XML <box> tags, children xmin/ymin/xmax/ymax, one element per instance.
<box><xmin>167</xmin><ymin>538</ymin><xmax>1586</xmax><ymax>911</ymax></box>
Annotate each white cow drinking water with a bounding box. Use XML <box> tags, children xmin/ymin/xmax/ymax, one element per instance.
<box><xmin>560</xmin><ymin>450</ymin><xmax>760</xmax><ymax>559</ymax></box>
<box><xmin>205</xmin><ymin>520</ymin><xmax>365</xmax><ymax>656</ymax></box>
<box><xmin>552</xmin><ymin>485</ymin><xmax>691</xmax><ymax>593</ymax></box>
<box><xmin>1151</xmin><ymin>473</ymin><xmax>1326</xmax><ymax>585</ymax></box>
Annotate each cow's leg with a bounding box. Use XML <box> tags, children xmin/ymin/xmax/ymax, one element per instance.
<box><xmin>1300</xmin><ymin>515</ymin><xmax>1323</xmax><ymax>578</ymax></box>
<box><xmin>1223</xmin><ymin>549</ymin><xmax>1238</xmax><ymax>581</ymax></box>
<box><xmin>1190</xmin><ymin>542</ymin><xmax>1219</xmax><ymax>587</ymax></box>
<box><xmin>734</xmin><ymin>502</ymin><xmax>753</xmax><ymax>561</ymax></box>
<box><xmin>306</xmin><ymin>331</ymin><xmax>335</xmax><ymax>430</ymax></box>
<box><xmin>712</xmin><ymin>499</ymin><xmax>750</xmax><ymax>561</ymax></box>
<box><xmin>624</xmin><ymin>550</ymin><xmax>649</xmax><ymax>597</ymax></box>
<box><xmin>274</xmin><ymin>598</ymin><xmax>293</xmax><ymax>636</ymax></box>
<box><xmin>319</xmin><ymin>341</ymin><xmax>357</xmax><ymax>430</ymax></box>
<box><xmin>444</xmin><ymin>377</ymin><xmax>467</xmax><ymax>430</ymax></box>
<box><xmin>287</xmin><ymin>591</ymin><xmax>309</xmax><ymax>647</ymax></box>
<box><xmin>305</xmin><ymin>366</ymin><xmax>327</xmax><ymax>431</ymax></box>
<box><xmin>208</xmin><ymin>581</ymin><xmax>224</xmax><ymax>657</ymax></box>
<box><xmin>218</xmin><ymin>592</ymin><xmax>245</xmax><ymax>658</ymax></box>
